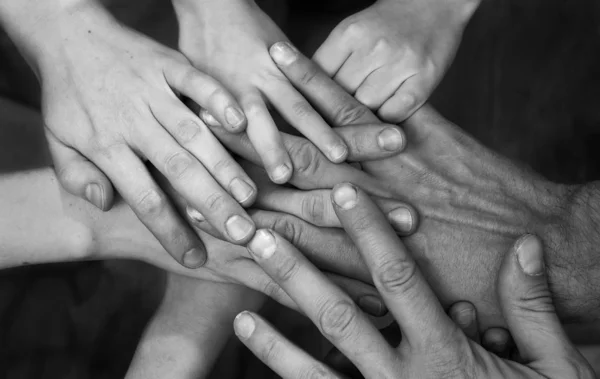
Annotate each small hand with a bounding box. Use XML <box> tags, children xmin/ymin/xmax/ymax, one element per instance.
<box><xmin>176</xmin><ymin>0</ymin><xmax>350</xmax><ymax>183</ymax></box>
<box><xmin>41</xmin><ymin>3</ymin><xmax>257</xmax><ymax>268</ymax></box>
<box><xmin>314</xmin><ymin>0</ymin><xmax>480</xmax><ymax>122</ymax></box>
<box><xmin>234</xmin><ymin>184</ymin><xmax>595</xmax><ymax>379</ymax></box>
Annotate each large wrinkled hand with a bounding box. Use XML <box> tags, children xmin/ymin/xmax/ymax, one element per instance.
<box><xmin>314</xmin><ymin>0</ymin><xmax>479</xmax><ymax>122</ymax></box>
<box><xmin>208</xmin><ymin>42</ymin><xmax>588</xmax><ymax>329</ymax></box>
<box><xmin>39</xmin><ymin>2</ymin><xmax>259</xmax><ymax>268</ymax></box>
<box><xmin>175</xmin><ymin>0</ymin><xmax>352</xmax><ymax>183</ymax></box>
<box><xmin>234</xmin><ymin>184</ymin><xmax>595</xmax><ymax>379</ymax></box>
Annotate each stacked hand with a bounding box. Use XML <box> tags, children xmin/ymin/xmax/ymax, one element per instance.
<box><xmin>234</xmin><ymin>184</ymin><xmax>595</xmax><ymax>379</ymax></box>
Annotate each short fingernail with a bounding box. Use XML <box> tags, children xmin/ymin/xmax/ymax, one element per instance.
<box><xmin>226</xmin><ymin>215</ymin><xmax>255</xmax><ymax>242</ymax></box>
<box><xmin>452</xmin><ymin>307</ymin><xmax>475</xmax><ymax>328</ymax></box>
<box><xmin>269</xmin><ymin>42</ymin><xmax>298</xmax><ymax>66</ymax></box>
<box><xmin>358</xmin><ymin>296</ymin><xmax>387</xmax><ymax>317</ymax></box>
<box><xmin>515</xmin><ymin>234</ymin><xmax>544</xmax><ymax>276</ymax></box>
<box><xmin>182</xmin><ymin>247</ymin><xmax>207</xmax><ymax>268</ymax></box>
<box><xmin>186</xmin><ymin>206</ymin><xmax>205</xmax><ymax>222</ymax></box>
<box><xmin>85</xmin><ymin>183</ymin><xmax>105</xmax><ymax>211</ymax></box>
<box><xmin>199</xmin><ymin>108</ymin><xmax>221</xmax><ymax>127</ymax></box>
<box><xmin>388</xmin><ymin>208</ymin><xmax>414</xmax><ymax>233</ymax></box>
<box><xmin>234</xmin><ymin>311</ymin><xmax>256</xmax><ymax>339</ymax></box>
<box><xmin>332</xmin><ymin>183</ymin><xmax>358</xmax><ymax>210</ymax></box>
<box><xmin>230</xmin><ymin>178</ymin><xmax>255</xmax><ymax>204</ymax></box>
<box><xmin>247</xmin><ymin>229</ymin><xmax>277</xmax><ymax>259</ymax></box>
<box><xmin>377</xmin><ymin>127</ymin><xmax>404</xmax><ymax>152</ymax></box>
<box><xmin>329</xmin><ymin>144</ymin><xmax>348</xmax><ymax>162</ymax></box>
<box><xmin>225</xmin><ymin>106</ymin><xmax>245</xmax><ymax>127</ymax></box>
<box><xmin>270</xmin><ymin>163</ymin><xmax>291</xmax><ymax>183</ymax></box>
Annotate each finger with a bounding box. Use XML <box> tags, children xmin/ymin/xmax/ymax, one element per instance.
<box><xmin>355</xmin><ymin>64</ymin><xmax>416</xmax><ymax>111</ymax></box>
<box><xmin>247</xmin><ymin>229</ymin><xmax>398</xmax><ymax>374</ymax></box>
<box><xmin>448</xmin><ymin>301</ymin><xmax>479</xmax><ymax>343</ymax></box>
<box><xmin>165</xmin><ymin>59</ymin><xmax>247</xmax><ymax>132</ymax></box>
<box><xmin>326</xmin><ymin>273</ymin><xmax>388</xmax><ymax>317</ymax></box>
<box><xmin>336</xmin><ymin>124</ymin><xmax>405</xmax><ymax>161</ymax></box>
<box><xmin>378</xmin><ymin>74</ymin><xmax>432</xmax><ymax>124</ymax></box>
<box><xmin>234</xmin><ymin>311</ymin><xmax>342</xmax><ymax>379</ymax></box>
<box><xmin>332</xmin><ymin>183</ymin><xmax>456</xmax><ymax>348</ymax></box>
<box><xmin>312</xmin><ymin>29</ymin><xmax>352</xmax><ymax>77</ymax></box>
<box><xmin>333</xmin><ymin>52</ymin><xmax>382</xmax><ymax>95</ymax></box>
<box><xmin>46</xmin><ymin>131</ymin><xmax>114</xmax><ymax>211</ymax></box>
<box><xmin>263</xmin><ymin>79</ymin><xmax>349</xmax><ymax>163</ymax></box>
<box><xmin>270</xmin><ymin>42</ymin><xmax>379</xmax><ymax>126</ymax></box>
<box><xmin>324</xmin><ymin>347</ymin><xmax>362</xmax><ymax>379</ymax></box>
<box><xmin>89</xmin><ymin>144</ymin><xmax>207</xmax><ymax>268</ymax></box>
<box><xmin>482</xmin><ymin>328</ymin><xmax>513</xmax><ymax>358</ymax></box>
<box><xmin>243</xmin><ymin>95</ymin><xmax>293</xmax><ymax>184</ymax></box>
<box><xmin>137</xmin><ymin>124</ymin><xmax>255</xmax><ymax>244</ymax></box>
<box><xmin>151</xmin><ymin>98</ymin><xmax>257</xmax><ymax>206</ymax></box>
<box><xmin>498</xmin><ymin>234</ymin><xmax>576</xmax><ymax>362</ymax></box>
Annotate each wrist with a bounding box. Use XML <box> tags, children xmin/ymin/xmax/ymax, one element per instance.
<box><xmin>546</xmin><ymin>182</ymin><xmax>600</xmax><ymax>322</ymax></box>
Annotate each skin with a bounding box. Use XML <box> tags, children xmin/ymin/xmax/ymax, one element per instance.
<box><xmin>173</xmin><ymin>0</ymin><xmax>350</xmax><ymax>183</ymax></box>
<box><xmin>0</xmin><ymin>0</ymin><xmax>259</xmax><ymax>269</ymax></box>
<box><xmin>234</xmin><ymin>184</ymin><xmax>595</xmax><ymax>379</ymax></box>
<box><xmin>314</xmin><ymin>0</ymin><xmax>481</xmax><ymax>122</ymax></box>
<box><xmin>201</xmin><ymin>42</ymin><xmax>600</xmax><ymax>330</ymax></box>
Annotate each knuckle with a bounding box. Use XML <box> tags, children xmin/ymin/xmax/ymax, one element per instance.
<box><xmin>211</xmin><ymin>157</ymin><xmax>235</xmax><ymax>174</ymax></box>
<box><xmin>372</xmin><ymin>37</ymin><xmax>392</xmax><ymax>54</ymax></box>
<box><xmin>165</xmin><ymin>151</ymin><xmax>194</xmax><ymax>179</ymax></box>
<box><xmin>301</xmin><ymin>365</ymin><xmax>335</xmax><ymax>379</ymax></box>
<box><xmin>333</xmin><ymin>103</ymin><xmax>370</xmax><ymax>126</ymax></box>
<box><xmin>261</xmin><ymin>279</ymin><xmax>283</xmax><ymax>299</ymax></box>
<box><xmin>292</xmin><ymin>100</ymin><xmax>315</xmax><ymax>120</ymax></box>
<box><xmin>204</xmin><ymin>191</ymin><xmax>226</xmax><ymax>212</ymax></box>
<box><xmin>343</xmin><ymin>21</ymin><xmax>366</xmax><ymax>40</ymax></box>
<box><xmin>135</xmin><ymin>188</ymin><xmax>164</xmax><ymax>216</ymax></box>
<box><xmin>301</xmin><ymin>194</ymin><xmax>326</xmax><ymax>225</ymax></box>
<box><xmin>272</xmin><ymin>216</ymin><xmax>303</xmax><ymax>246</ymax></box>
<box><xmin>272</xmin><ymin>255</ymin><xmax>300</xmax><ymax>283</ymax></box>
<box><xmin>181</xmin><ymin>68</ymin><xmax>201</xmax><ymax>87</ymax></box>
<box><xmin>514</xmin><ymin>282</ymin><xmax>555</xmax><ymax>314</ymax></box>
<box><xmin>376</xmin><ymin>257</ymin><xmax>418</xmax><ymax>295</ymax></box>
<box><xmin>173</xmin><ymin>119</ymin><xmax>202</xmax><ymax>143</ymax></box>
<box><xmin>297</xmin><ymin>65</ymin><xmax>320</xmax><ymax>87</ymax></box>
<box><xmin>259</xmin><ymin>335</ymin><xmax>283</xmax><ymax>364</ymax></box>
<box><xmin>318</xmin><ymin>300</ymin><xmax>358</xmax><ymax>341</ymax></box>
<box><xmin>287</xmin><ymin>139</ymin><xmax>322</xmax><ymax>176</ymax></box>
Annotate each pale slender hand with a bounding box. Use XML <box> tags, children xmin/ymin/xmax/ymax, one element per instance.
<box><xmin>175</xmin><ymin>0</ymin><xmax>353</xmax><ymax>183</ymax></box>
<box><xmin>234</xmin><ymin>184</ymin><xmax>595</xmax><ymax>379</ymax></box>
<box><xmin>314</xmin><ymin>0</ymin><xmax>480</xmax><ymax>122</ymax></box>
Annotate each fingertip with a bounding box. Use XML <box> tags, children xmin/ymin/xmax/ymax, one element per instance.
<box><xmin>331</xmin><ymin>183</ymin><xmax>358</xmax><ymax>210</ymax></box>
<box><xmin>268</xmin><ymin>163</ymin><xmax>293</xmax><ymax>184</ymax></box>
<box><xmin>182</xmin><ymin>245</ymin><xmax>207</xmax><ymax>269</ymax></box>
<box><xmin>269</xmin><ymin>41</ymin><xmax>299</xmax><ymax>67</ymax></box>
<box><xmin>327</xmin><ymin>143</ymin><xmax>349</xmax><ymax>163</ymax></box>
<box><xmin>224</xmin><ymin>106</ymin><xmax>247</xmax><ymax>132</ymax></box>
<box><xmin>247</xmin><ymin>229</ymin><xmax>277</xmax><ymax>259</ymax></box>
<box><xmin>449</xmin><ymin>302</ymin><xmax>476</xmax><ymax>330</ymax></box>
<box><xmin>514</xmin><ymin>234</ymin><xmax>545</xmax><ymax>277</ymax></box>
<box><xmin>482</xmin><ymin>328</ymin><xmax>511</xmax><ymax>356</ymax></box>
<box><xmin>199</xmin><ymin>108</ymin><xmax>222</xmax><ymax>128</ymax></box>
<box><xmin>234</xmin><ymin>311</ymin><xmax>257</xmax><ymax>340</ymax></box>
<box><xmin>377</xmin><ymin>126</ymin><xmax>406</xmax><ymax>153</ymax></box>
<box><xmin>387</xmin><ymin>206</ymin><xmax>418</xmax><ymax>236</ymax></box>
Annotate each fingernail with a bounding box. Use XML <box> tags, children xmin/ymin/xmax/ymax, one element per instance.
<box><xmin>186</xmin><ymin>206</ymin><xmax>205</xmax><ymax>222</ymax></box>
<box><xmin>358</xmin><ymin>296</ymin><xmax>387</xmax><ymax>317</ymax></box>
<box><xmin>332</xmin><ymin>184</ymin><xmax>358</xmax><ymax>210</ymax></box>
<box><xmin>85</xmin><ymin>183</ymin><xmax>105</xmax><ymax>211</ymax></box>
<box><xmin>388</xmin><ymin>208</ymin><xmax>413</xmax><ymax>233</ymax></box>
<box><xmin>269</xmin><ymin>42</ymin><xmax>298</xmax><ymax>66</ymax></box>
<box><xmin>199</xmin><ymin>108</ymin><xmax>221</xmax><ymax>127</ymax></box>
<box><xmin>225</xmin><ymin>106</ymin><xmax>245</xmax><ymax>127</ymax></box>
<box><xmin>230</xmin><ymin>178</ymin><xmax>255</xmax><ymax>204</ymax></box>
<box><xmin>247</xmin><ymin>229</ymin><xmax>277</xmax><ymax>259</ymax></box>
<box><xmin>377</xmin><ymin>127</ymin><xmax>404</xmax><ymax>152</ymax></box>
<box><xmin>182</xmin><ymin>247</ymin><xmax>207</xmax><ymax>268</ymax></box>
<box><xmin>452</xmin><ymin>307</ymin><xmax>475</xmax><ymax>328</ymax></box>
<box><xmin>329</xmin><ymin>144</ymin><xmax>348</xmax><ymax>163</ymax></box>
<box><xmin>515</xmin><ymin>234</ymin><xmax>544</xmax><ymax>276</ymax></box>
<box><xmin>226</xmin><ymin>215</ymin><xmax>255</xmax><ymax>242</ymax></box>
<box><xmin>270</xmin><ymin>163</ymin><xmax>291</xmax><ymax>183</ymax></box>
<box><xmin>234</xmin><ymin>312</ymin><xmax>256</xmax><ymax>339</ymax></box>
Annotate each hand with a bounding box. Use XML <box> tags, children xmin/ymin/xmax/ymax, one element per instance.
<box><xmin>314</xmin><ymin>0</ymin><xmax>480</xmax><ymax>122</ymax></box>
<box><xmin>37</xmin><ymin>2</ymin><xmax>258</xmax><ymax>268</ymax></box>
<box><xmin>213</xmin><ymin>42</ymin><xmax>591</xmax><ymax>328</ymax></box>
<box><xmin>234</xmin><ymin>184</ymin><xmax>595</xmax><ymax>379</ymax></box>
<box><xmin>175</xmin><ymin>0</ymin><xmax>351</xmax><ymax>183</ymax></box>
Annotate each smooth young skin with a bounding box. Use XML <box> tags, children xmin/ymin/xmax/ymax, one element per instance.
<box><xmin>0</xmin><ymin>0</ymin><xmax>260</xmax><ymax>268</ymax></box>
<box><xmin>204</xmin><ymin>42</ymin><xmax>600</xmax><ymax>329</ymax></box>
<box><xmin>235</xmin><ymin>184</ymin><xmax>595</xmax><ymax>379</ymax></box>
<box><xmin>174</xmin><ymin>0</ymin><xmax>350</xmax><ymax>183</ymax></box>
<box><xmin>314</xmin><ymin>0</ymin><xmax>480</xmax><ymax>122</ymax></box>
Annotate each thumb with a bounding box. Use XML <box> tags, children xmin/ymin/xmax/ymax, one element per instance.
<box><xmin>497</xmin><ymin>234</ymin><xmax>573</xmax><ymax>363</ymax></box>
<box><xmin>46</xmin><ymin>130</ymin><xmax>114</xmax><ymax>211</ymax></box>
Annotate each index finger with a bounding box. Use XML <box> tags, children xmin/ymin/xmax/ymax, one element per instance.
<box><xmin>269</xmin><ymin>42</ymin><xmax>380</xmax><ymax>126</ymax></box>
<box><xmin>331</xmin><ymin>183</ymin><xmax>456</xmax><ymax>349</ymax></box>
